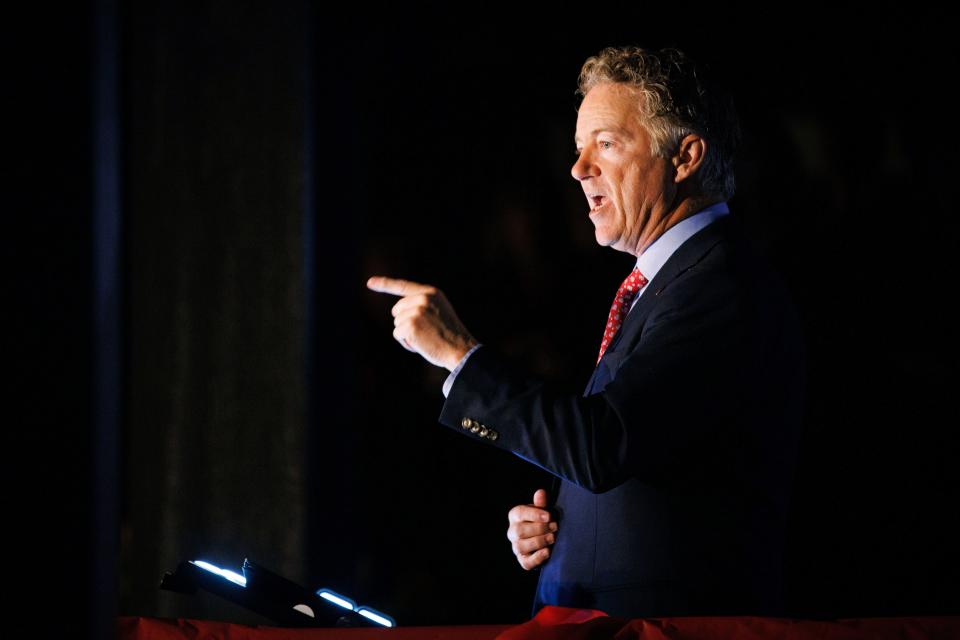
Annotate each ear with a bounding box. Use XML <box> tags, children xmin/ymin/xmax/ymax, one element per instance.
<box><xmin>671</xmin><ymin>133</ymin><xmax>707</xmax><ymax>184</ymax></box>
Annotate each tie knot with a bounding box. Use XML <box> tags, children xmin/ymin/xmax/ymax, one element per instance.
<box><xmin>616</xmin><ymin>267</ymin><xmax>647</xmax><ymax>298</ymax></box>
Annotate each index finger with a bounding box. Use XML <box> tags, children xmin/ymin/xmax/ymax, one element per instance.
<box><xmin>508</xmin><ymin>504</ymin><xmax>552</xmax><ymax>524</ymax></box>
<box><xmin>366</xmin><ymin>276</ymin><xmax>434</xmax><ymax>297</ymax></box>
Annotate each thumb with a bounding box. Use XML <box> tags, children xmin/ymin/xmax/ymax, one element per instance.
<box><xmin>532</xmin><ymin>488</ymin><xmax>548</xmax><ymax>508</ymax></box>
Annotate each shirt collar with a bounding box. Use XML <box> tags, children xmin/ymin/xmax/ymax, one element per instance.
<box><xmin>635</xmin><ymin>201</ymin><xmax>730</xmax><ymax>284</ymax></box>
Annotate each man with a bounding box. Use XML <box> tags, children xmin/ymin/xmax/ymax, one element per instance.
<box><xmin>368</xmin><ymin>46</ymin><xmax>804</xmax><ymax>618</ymax></box>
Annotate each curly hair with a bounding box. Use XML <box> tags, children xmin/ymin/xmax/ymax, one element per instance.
<box><xmin>577</xmin><ymin>46</ymin><xmax>741</xmax><ymax>201</ymax></box>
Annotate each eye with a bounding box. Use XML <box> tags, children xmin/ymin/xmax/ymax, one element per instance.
<box><xmin>599</xmin><ymin>140</ymin><xmax>614</xmax><ymax>150</ymax></box>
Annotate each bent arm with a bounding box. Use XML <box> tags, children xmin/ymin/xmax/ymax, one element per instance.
<box><xmin>438</xmin><ymin>270</ymin><xmax>750</xmax><ymax>492</ymax></box>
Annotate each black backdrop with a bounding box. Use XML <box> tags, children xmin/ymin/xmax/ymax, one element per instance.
<box><xmin>8</xmin><ymin>1</ymin><xmax>959</xmax><ymax>637</ymax></box>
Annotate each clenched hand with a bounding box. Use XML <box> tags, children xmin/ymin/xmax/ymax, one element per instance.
<box><xmin>507</xmin><ymin>488</ymin><xmax>557</xmax><ymax>570</ymax></box>
<box><xmin>366</xmin><ymin>276</ymin><xmax>478</xmax><ymax>371</ymax></box>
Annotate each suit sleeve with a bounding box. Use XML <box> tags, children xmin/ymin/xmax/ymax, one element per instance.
<box><xmin>437</xmin><ymin>266</ymin><xmax>751</xmax><ymax>493</ymax></box>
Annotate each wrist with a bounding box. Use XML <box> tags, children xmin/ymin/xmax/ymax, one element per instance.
<box><xmin>446</xmin><ymin>338</ymin><xmax>479</xmax><ymax>371</ymax></box>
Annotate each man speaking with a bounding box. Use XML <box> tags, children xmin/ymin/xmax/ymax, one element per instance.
<box><xmin>368</xmin><ymin>46</ymin><xmax>805</xmax><ymax>618</ymax></box>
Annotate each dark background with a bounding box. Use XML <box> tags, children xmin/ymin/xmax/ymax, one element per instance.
<box><xmin>7</xmin><ymin>1</ymin><xmax>959</xmax><ymax>637</ymax></box>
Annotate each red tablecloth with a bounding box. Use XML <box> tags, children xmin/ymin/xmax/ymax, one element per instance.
<box><xmin>119</xmin><ymin>606</ymin><xmax>960</xmax><ymax>639</ymax></box>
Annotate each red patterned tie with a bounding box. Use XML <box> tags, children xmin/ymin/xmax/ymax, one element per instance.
<box><xmin>597</xmin><ymin>267</ymin><xmax>648</xmax><ymax>365</ymax></box>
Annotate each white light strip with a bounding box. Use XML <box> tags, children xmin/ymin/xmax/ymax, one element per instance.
<box><xmin>317</xmin><ymin>590</ymin><xmax>356</xmax><ymax>610</ymax></box>
<box><xmin>357</xmin><ymin>608</ymin><xmax>395</xmax><ymax>627</ymax></box>
<box><xmin>191</xmin><ymin>560</ymin><xmax>247</xmax><ymax>587</ymax></box>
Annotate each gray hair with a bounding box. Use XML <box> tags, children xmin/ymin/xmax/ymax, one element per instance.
<box><xmin>576</xmin><ymin>46</ymin><xmax>741</xmax><ymax>201</ymax></box>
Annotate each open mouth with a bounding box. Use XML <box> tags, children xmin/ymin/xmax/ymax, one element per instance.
<box><xmin>590</xmin><ymin>195</ymin><xmax>606</xmax><ymax>212</ymax></box>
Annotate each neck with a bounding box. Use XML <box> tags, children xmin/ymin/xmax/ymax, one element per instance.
<box><xmin>633</xmin><ymin>194</ymin><xmax>723</xmax><ymax>256</ymax></box>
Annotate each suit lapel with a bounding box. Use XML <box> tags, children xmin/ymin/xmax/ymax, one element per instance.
<box><xmin>583</xmin><ymin>215</ymin><xmax>735</xmax><ymax>396</ymax></box>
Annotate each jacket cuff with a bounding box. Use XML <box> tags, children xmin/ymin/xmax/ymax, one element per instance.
<box><xmin>438</xmin><ymin>346</ymin><xmax>517</xmax><ymax>449</ymax></box>
<box><xmin>441</xmin><ymin>343</ymin><xmax>482</xmax><ymax>397</ymax></box>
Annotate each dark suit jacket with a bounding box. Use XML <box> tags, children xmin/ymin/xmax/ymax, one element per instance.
<box><xmin>438</xmin><ymin>214</ymin><xmax>805</xmax><ymax>618</ymax></box>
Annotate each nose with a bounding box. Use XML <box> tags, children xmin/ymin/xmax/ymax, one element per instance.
<box><xmin>571</xmin><ymin>148</ymin><xmax>599</xmax><ymax>182</ymax></box>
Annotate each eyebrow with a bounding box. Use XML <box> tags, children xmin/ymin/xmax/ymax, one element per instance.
<box><xmin>574</xmin><ymin>126</ymin><xmax>633</xmax><ymax>146</ymax></box>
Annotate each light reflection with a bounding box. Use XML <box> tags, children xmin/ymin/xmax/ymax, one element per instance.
<box><xmin>191</xmin><ymin>560</ymin><xmax>247</xmax><ymax>587</ymax></box>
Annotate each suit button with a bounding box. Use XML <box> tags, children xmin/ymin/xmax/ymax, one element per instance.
<box><xmin>461</xmin><ymin>417</ymin><xmax>473</xmax><ymax>430</ymax></box>
<box><xmin>478</xmin><ymin>426</ymin><xmax>489</xmax><ymax>437</ymax></box>
<box><xmin>489</xmin><ymin>430</ymin><xmax>499</xmax><ymax>441</ymax></box>
<box><xmin>470</xmin><ymin>424</ymin><xmax>481</xmax><ymax>434</ymax></box>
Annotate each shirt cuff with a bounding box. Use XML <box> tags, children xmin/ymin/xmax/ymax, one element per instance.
<box><xmin>442</xmin><ymin>344</ymin><xmax>482</xmax><ymax>397</ymax></box>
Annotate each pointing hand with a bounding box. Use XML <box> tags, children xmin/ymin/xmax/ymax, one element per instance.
<box><xmin>367</xmin><ymin>276</ymin><xmax>478</xmax><ymax>371</ymax></box>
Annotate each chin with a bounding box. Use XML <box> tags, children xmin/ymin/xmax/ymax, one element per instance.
<box><xmin>593</xmin><ymin>226</ymin><xmax>619</xmax><ymax>248</ymax></box>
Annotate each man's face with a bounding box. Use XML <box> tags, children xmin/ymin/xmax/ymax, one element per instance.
<box><xmin>572</xmin><ymin>82</ymin><xmax>676</xmax><ymax>256</ymax></box>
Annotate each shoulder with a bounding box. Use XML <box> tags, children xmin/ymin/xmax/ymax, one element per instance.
<box><xmin>646</xmin><ymin>216</ymin><xmax>799</xmax><ymax>334</ymax></box>
<box><xmin>671</xmin><ymin>215</ymin><xmax>788</xmax><ymax>292</ymax></box>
